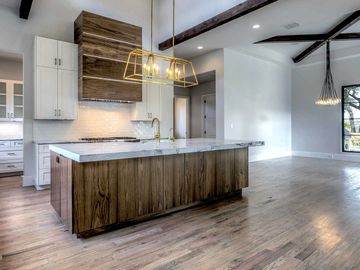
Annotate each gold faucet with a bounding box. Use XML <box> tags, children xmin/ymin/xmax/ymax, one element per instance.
<box><xmin>152</xmin><ymin>118</ymin><xmax>161</xmax><ymax>142</ymax></box>
<box><xmin>169</xmin><ymin>128</ymin><xmax>175</xmax><ymax>142</ymax></box>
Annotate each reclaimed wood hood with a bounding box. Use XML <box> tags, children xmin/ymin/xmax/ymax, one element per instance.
<box><xmin>74</xmin><ymin>11</ymin><xmax>142</xmax><ymax>103</ymax></box>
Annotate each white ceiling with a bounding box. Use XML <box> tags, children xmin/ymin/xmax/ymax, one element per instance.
<box><xmin>164</xmin><ymin>0</ymin><xmax>360</xmax><ymax>64</ymax></box>
<box><xmin>0</xmin><ymin>0</ymin><xmax>21</xmax><ymax>9</ymax></box>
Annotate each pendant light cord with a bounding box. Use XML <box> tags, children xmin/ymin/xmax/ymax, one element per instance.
<box><xmin>172</xmin><ymin>0</ymin><xmax>175</xmax><ymax>48</ymax></box>
<box><xmin>151</xmin><ymin>0</ymin><xmax>153</xmax><ymax>52</ymax></box>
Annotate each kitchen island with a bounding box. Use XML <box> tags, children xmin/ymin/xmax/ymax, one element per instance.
<box><xmin>49</xmin><ymin>139</ymin><xmax>263</xmax><ymax>237</ymax></box>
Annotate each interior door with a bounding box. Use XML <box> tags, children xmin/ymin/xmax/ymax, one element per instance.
<box><xmin>202</xmin><ymin>94</ymin><xmax>216</xmax><ymax>138</ymax></box>
<box><xmin>36</xmin><ymin>37</ymin><xmax>58</xmax><ymax>69</ymax></box>
<box><xmin>174</xmin><ymin>96</ymin><xmax>190</xmax><ymax>139</ymax></box>
<box><xmin>57</xmin><ymin>69</ymin><xmax>78</xmax><ymax>120</ymax></box>
<box><xmin>35</xmin><ymin>67</ymin><xmax>58</xmax><ymax>119</ymax></box>
<box><xmin>58</xmin><ymin>41</ymin><xmax>78</xmax><ymax>71</ymax></box>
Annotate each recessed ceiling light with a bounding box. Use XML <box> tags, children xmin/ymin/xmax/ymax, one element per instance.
<box><xmin>252</xmin><ymin>24</ymin><xmax>261</xmax><ymax>29</ymax></box>
<box><xmin>197</xmin><ymin>46</ymin><xmax>204</xmax><ymax>50</ymax></box>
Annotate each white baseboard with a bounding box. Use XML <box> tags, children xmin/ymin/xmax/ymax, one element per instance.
<box><xmin>292</xmin><ymin>151</ymin><xmax>360</xmax><ymax>163</ymax></box>
<box><xmin>249</xmin><ymin>152</ymin><xmax>292</xmax><ymax>162</ymax></box>
<box><xmin>22</xmin><ymin>175</ymin><xmax>34</xmax><ymax>187</ymax></box>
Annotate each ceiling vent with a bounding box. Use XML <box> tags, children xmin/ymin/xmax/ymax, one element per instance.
<box><xmin>284</xmin><ymin>22</ymin><xmax>300</xmax><ymax>30</ymax></box>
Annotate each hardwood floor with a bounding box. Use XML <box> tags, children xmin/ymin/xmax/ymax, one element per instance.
<box><xmin>1</xmin><ymin>157</ymin><xmax>360</xmax><ymax>269</ymax></box>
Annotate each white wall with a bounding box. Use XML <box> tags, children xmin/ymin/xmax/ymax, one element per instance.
<box><xmin>0</xmin><ymin>57</ymin><xmax>23</xmax><ymax>139</ymax></box>
<box><xmin>292</xmin><ymin>54</ymin><xmax>360</xmax><ymax>161</ymax></box>
<box><xmin>224</xmin><ymin>49</ymin><xmax>292</xmax><ymax>161</ymax></box>
<box><xmin>0</xmin><ymin>0</ymin><xmax>155</xmax><ymax>186</ymax></box>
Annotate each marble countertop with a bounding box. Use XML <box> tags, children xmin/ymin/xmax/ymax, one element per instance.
<box><xmin>49</xmin><ymin>138</ymin><xmax>264</xmax><ymax>163</ymax></box>
<box><xmin>0</xmin><ymin>138</ymin><xmax>23</xmax><ymax>141</ymax></box>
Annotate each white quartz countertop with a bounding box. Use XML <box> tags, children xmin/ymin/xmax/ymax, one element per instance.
<box><xmin>49</xmin><ymin>138</ymin><xmax>264</xmax><ymax>163</ymax></box>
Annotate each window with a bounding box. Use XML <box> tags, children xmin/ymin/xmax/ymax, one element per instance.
<box><xmin>343</xmin><ymin>85</ymin><xmax>360</xmax><ymax>153</ymax></box>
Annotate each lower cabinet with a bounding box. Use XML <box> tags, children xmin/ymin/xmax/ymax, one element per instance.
<box><xmin>0</xmin><ymin>140</ymin><xmax>23</xmax><ymax>174</ymax></box>
<box><xmin>51</xmin><ymin>148</ymin><xmax>249</xmax><ymax>236</ymax></box>
<box><xmin>35</xmin><ymin>144</ymin><xmax>51</xmax><ymax>188</ymax></box>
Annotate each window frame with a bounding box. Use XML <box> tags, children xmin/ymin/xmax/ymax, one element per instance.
<box><xmin>342</xmin><ymin>84</ymin><xmax>360</xmax><ymax>153</ymax></box>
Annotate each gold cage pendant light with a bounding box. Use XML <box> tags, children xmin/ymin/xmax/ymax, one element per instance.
<box><xmin>123</xmin><ymin>0</ymin><xmax>198</xmax><ymax>88</ymax></box>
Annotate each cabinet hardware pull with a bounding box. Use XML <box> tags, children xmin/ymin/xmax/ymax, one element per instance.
<box><xmin>54</xmin><ymin>109</ymin><xmax>57</xmax><ymax>117</ymax></box>
<box><xmin>55</xmin><ymin>58</ymin><xmax>57</xmax><ymax>66</ymax></box>
<box><xmin>7</xmin><ymin>165</ymin><xmax>16</xmax><ymax>168</ymax></box>
<box><xmin>7</xmin><ymin>153</ymin><xmax>16</xmax><ymax>156</ymax></box>
<box><xmin>59</xmin><ymin>59</ymin><xmax>61</xmax><ymax>66</ymax></box>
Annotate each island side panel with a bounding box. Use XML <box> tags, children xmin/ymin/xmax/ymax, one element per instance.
<box><xmin>72</xmin><ymin>160</ymin><xmax>118</xmax><ymax>234</ymax></box>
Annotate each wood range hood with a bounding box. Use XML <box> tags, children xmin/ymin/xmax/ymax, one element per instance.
<box><xmin>75</xmin><ymin>11</ymin><xmax>143</xmax><ymax>103</ymax></box>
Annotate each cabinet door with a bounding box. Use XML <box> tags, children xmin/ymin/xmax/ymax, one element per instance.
<box><xmin>57</xmin><ymin>70</ymin><xmax>78</xmax><ymax>120</ymax></box>
<box><xmin>147</xmin><ymin>84</ymin><xmax>160</xmax><ymax>120</ymax></box>
<box><xmin>13</xmin><ymin>83</ymin><xmax>23</xmax><ymax>120</ymax></box>
<box><xmin>0</xmin><ymin>81</ymin><xmax>7</xmax><ymax>119</ymax></box>
<box><xmin>35</xmin><ymin>67</ymin><xmax>58</xmax><ymax>119</ymax></box>
<box><xmin>58</xmin><ymin>41</ymin><xmax>78</xmax><ymax>71</ymax></box>
<box><xmin>36</xmin><ymin>37</ymin><xmax>58</xmax><ymax>68</ymax></box>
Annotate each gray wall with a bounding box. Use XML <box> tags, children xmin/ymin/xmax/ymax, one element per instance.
<box><xmin>175</xmin><ymin>80</ymin><xmax>216</xmax><ymax>138</ymax></box>
<box><xmin>292</xmin><ymin>55</ymin><xmax>360</xmax><ymax>159</ymax></box>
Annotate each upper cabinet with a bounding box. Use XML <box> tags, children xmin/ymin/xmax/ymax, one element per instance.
<box><xmin>74</xmin><ymin>11</ymin><xmax>142</xmax><ymax>103</ymax></box>
<box><xmin>34</xmin><ymin>36</ymin><xmax>78</xmax><ymax>120</ymax></box>
<box><xmin>0</xmin><ymin>80</ymin><xmax>23</xmax><ymax>121</ymax></box>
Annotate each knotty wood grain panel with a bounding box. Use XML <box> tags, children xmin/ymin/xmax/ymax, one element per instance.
<box><xmin>118</xmin><ymin>159</ymin><xmax>138</xmax><ymax>222</ymax></box>
<box><xmin>50</xmin><ymin>152</ymin><xmax>61</xmax><ymax>217</ymax></box>
<box><xmin>185</xmin><ymin>153</ymin><xmax>204</xmax><ymax>203</ymax></box>
<box><xmin>234</xmin><ymin>148</ymin><xmax>249</xmax><ymax>190</ymax></box>
<box><xmin>81</xmin><ymin>34</ymin><xmax>140</xmax><ymax>62</ymax></box>
<box><xmin>164</xmin><ymin>154</ymin><xmax>185</xmax><ymax>209</ymax></box>
<box><xmin>83</xmin><ymin>55</ymin><xmax>137</xmax><ymax>80</ymax></box>
<box><xmin>82</xmin><ymin>78</ymin><xmax>142</xmax><ymax>102</ymax></box>
<box><xmin>73</xmin><ymin>161</ymin><xmax>118</xmax><ymax>233</ymax></box>
<box><xmin>137</xmin><ymin>156</ymin><xmax>164</xmax><ymax>216</ymax></box>
<box><xmin>75</xmin><ymin>11</ymin><xmax>142</xmax><ymax>46</ymax></box>
<box><xmin>216</xmin><ymin>150</ymin><xmax>235</xmax><ymax>196</ymax></box>
<box><xmin>203</xmin><ymin>151</ymin><xmax>216</xmax><ymax>199</ymax></box>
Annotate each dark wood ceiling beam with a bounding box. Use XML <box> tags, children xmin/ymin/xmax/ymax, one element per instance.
<box><xmin>158</xmin><ymin>0</ymin><xmax>281</xmax><ymax>51</ymax></box>
<box><xmin>293</xmin><ymin>10</ymin><xmax>360</xmax><ymax>63</ymax></box>
<box><xmin>19</xmin><ymin>0</ymin><xmax>34</xmax><ymax>19</ymax></box>
<box><xmin>255</xmin><ymin>33</ymin><xmax>360</xmax><ymax>43</ymax></box>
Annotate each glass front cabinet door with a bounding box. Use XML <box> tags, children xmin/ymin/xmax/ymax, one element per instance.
<box><xmin>0</xmin><ymin>80</ymin><xmax>23</xmax><ymax>121</ymax></box>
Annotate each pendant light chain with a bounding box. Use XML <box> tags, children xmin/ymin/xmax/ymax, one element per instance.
<box><xmin>173</xmin><ymin>0</ymin><xmax>175</xmax><ymax>48</ymax></box>
<box><xmin>151</xmin><ymin>0</ymin><xmax>153</xmax><ymax>52</ymax></box>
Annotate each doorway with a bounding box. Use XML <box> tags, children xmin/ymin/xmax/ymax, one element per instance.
<box><xmin>174</xmin><ymin>96</ymin><xmax>190</xmax><ymax>139</ymax></box>
<box><xmin>0</xmin><ymin>50</ymin><xmax>24</xmax><ymax>178</ymax></box>
<box><xmin>174</xmin><ymin>70</ymin><xmax>216</xmax><ymax>139</ymax></box>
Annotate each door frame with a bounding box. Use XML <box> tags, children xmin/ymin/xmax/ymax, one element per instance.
<box><xmin>201</xmin><ymin>93</ymin><xmax>216</xmax><ymax>138</ymax></box>
<box><xmin>173</xmin><ymin>95</ymin><xmax>191</xmax><ymax>139</ymax></box>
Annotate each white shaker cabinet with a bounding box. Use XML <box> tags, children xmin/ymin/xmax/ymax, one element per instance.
<box><xmin>132</xmin><ymin>84</ymin><xmax>161</xmax><ymax>121</ymax></box>
<box><xmin>34</xmin><ymin>36</ymin><xmax>78</xmax><ymax>120</ymax></box>
<box><xmin>0</xmin><ymin>80</ymin><xmax>23</xmax><ymax>121</ymax></box>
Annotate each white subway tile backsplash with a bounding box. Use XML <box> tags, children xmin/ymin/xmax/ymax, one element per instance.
<box><xmin>0</xmin><ymin>122</ymin><xmax>23</xmax><ymax>139</ymax></box>
<box><xmin>33</xmin><ymin>101</ymin><xmax>154</xmax><ymax>141</ymax></box>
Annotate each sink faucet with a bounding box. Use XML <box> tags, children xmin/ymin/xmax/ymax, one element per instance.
<box><xmin>152</xmin><ymin>118</ymin><xmax>161</xmax><ymax>142</ymax></box>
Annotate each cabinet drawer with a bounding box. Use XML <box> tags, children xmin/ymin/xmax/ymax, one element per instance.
<box><xmin>0</xmin><ymin>150</ymin><xmax>23</xmax><ymax>162</ymax></box>
<box><xmin>12</xmin><ymin>141</ymin><xmax>23</xmax><ymax>148</ymax></box>
<box><xmin>38</xmin><ymin>169</ymin><xmax>50</xmax><ymax>185</ymax></box>
<box><xmin>0</xmin><ymin>162</ymin><xmax>23</xmax><ymax>173</ymax></box>
<box><xmin>38</xmin><ymin>152</ymin><xmax>50</xmax><ymax>170</ymax></box>
<box><xmin>0</xmin><ymin>141</ymin><xmax>11</xmax><ymax>149</ymax></box>
<box><xmin>38</xmin><ymin>144</ymin><xmax>50</xmax><ymax>154</ymax></box>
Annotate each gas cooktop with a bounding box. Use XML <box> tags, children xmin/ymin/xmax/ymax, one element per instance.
<box><xmin>80</xmin><ymin>137</ymin><xmax>140</xmax><ymax>143</ymax></box>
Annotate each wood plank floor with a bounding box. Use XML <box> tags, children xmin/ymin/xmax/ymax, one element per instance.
<box><xmin>1</xmin><ymin>157</ymin><xmax>360</xmax><ymax>270</ymax></box>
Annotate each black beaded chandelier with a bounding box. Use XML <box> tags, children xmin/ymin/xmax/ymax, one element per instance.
<box><xmin>315</xmin><ymin>41</ymin><xmax>341</xmax><ymax>106</ymax></box>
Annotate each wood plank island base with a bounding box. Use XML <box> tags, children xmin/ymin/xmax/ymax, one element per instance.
<box><xmin>49</xmin><ymin>139</ymin><xmax>263</xmax><ymax>237</ymax></box>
